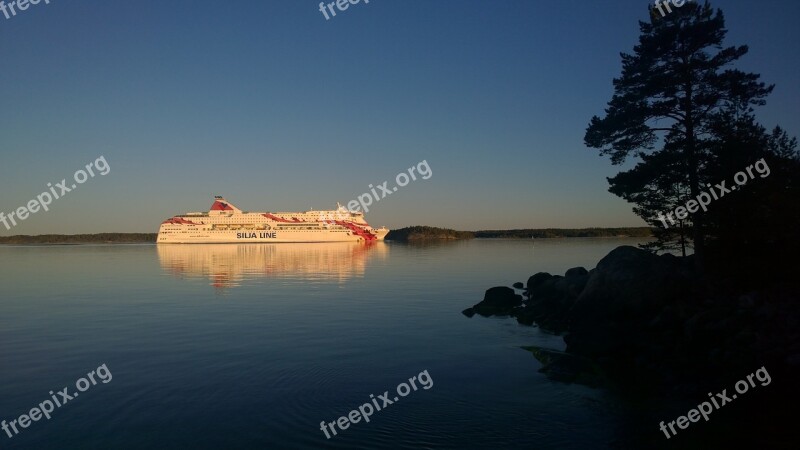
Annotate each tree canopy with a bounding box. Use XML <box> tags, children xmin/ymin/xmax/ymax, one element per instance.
<box><xmin>584</xmin><ymin>1</ymin><xmax>797</xmax><ymax>273</ymax></box>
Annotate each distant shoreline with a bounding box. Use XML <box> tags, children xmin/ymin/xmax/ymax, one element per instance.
<box><xmin>0</xmin><ymin>227</ymin><xmax>653</xmax><ymax>245</ymax></box>
<box><xmin>384</xmin><ymin>226</ymin><xmax>652</xmax><ymax>242</ymax></box>
<box><xmin>0</xmin><ymin>233</ymin><xmax>158</xmax><ymax>245</ymax></box>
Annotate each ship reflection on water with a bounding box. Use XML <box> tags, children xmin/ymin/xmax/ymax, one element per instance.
<box><xmin>157</xmin><ymin>242</ymin><xmax>388</xmax><ymax>290</ymax></box>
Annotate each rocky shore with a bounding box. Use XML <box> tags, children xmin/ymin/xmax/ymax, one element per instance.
<box><xmin>463</xmin><ymin>246</ymin><xmax>800</xmax><ymax>394</ymax></box>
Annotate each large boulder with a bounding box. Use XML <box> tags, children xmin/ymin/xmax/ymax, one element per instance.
<box><xmin>565</xmin><ymin>266</ymin><xmax>588</xmax><ymax>278</ymax></box>
<box><xmin>464</xmin><ymin>286</ymin><xmax>523</xmax><ymax>317</ymax></box>
<box><xmin>465</xmin><ymin>244</ymin><xmax>800</xmax><ymax>393</ymax></box>
<box><xmin>515</xmin><ymin>268</ymin><xmax>591</xmax><ymax>332</ymax></box>
<box><xmin>565</xmin><ymin>246</ymin><xmax>697</xmax><ymax>359</ymax></box>
<box><xmin>526</xmin><ymin>272</ymin><xmax>553</xmax><ymax>291</ymax></box>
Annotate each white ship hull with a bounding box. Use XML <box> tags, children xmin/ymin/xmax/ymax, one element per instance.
<box><xmin>158</xmin><ymin>229</ymin><xmax>387</xmax><ymax>244</ymax></box>
<box><xmin>157</xmin><ymin>197</ymin><xmax>389</xmax><ymax>244</ymax></box>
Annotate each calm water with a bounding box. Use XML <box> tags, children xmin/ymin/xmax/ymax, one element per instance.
<box><xmin>1</xmin><ymin>239</ymin><xmax>654</xmax><ymax>449</ymax></box>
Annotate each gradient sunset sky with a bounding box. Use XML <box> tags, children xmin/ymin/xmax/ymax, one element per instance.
<box><xmin>1</xmin><ymin>0</ymin><xmax>798</xmax><ymax>234</ymax></box>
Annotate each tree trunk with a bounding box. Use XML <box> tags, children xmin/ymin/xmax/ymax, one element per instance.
<box><xmin>684</xmin><ymin>76</ymin><xmax>704</xmax><ymax>269</ymax></box>
<box><xmin>680</xmin><ymin>224</ymin><xmax>687</xmax><ymax>257</ymax></box>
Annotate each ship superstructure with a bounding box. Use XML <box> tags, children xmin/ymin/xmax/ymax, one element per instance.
<box><xmin>157</xmin><ymin>197</ymin><xmax>389</xmax><ymax>243</ymax></box>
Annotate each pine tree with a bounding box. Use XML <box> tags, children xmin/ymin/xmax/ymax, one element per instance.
<box><xmin>584</xmin><ymin>1</ymin><xmax>773</xmax><ymax>265</ymax></box>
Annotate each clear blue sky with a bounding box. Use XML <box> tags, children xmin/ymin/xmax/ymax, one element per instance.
<box><xmin>1</xmin><ymin>0</ymin><xmax>798</xmax><ymax>234</ymax></box>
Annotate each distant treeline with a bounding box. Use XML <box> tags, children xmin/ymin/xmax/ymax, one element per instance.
<box><xmin>0</xmin><ymin>227</ymin><xmax>653</xmax><ymax>244</ymax></box>
<box><xmin>0</xmin><ymin>233</ymin><xmax>157</xmax><ymax>244</ymax></box>
<box><xmin>386</xmin><ymin>226</ymin><xmax>653</xmax><ymax>241</ymax></box>
<box><xmin>475</xmin><ymin>227</ymin><xmax>654</xmax><ymax>239</ymax></box>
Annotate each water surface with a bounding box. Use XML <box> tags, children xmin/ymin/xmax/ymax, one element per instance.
<box><xmin>1</xmin><ymin>239</ymin><xmax>651</xmax><ymax>449</ymax></box>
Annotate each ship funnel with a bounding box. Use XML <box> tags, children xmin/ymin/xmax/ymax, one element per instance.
<box><xmin>210</xmin><ymin>197</ymin><xmax>242</xmax><ymax>213</ymax></box>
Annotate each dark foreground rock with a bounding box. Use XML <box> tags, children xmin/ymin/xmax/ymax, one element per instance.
<box><xmin>462</xmin><ymin>286</ymin><xmax>522</xmax><ymax>317</ymax></box>
<box><xmin>464</xmin><ymin>245</ymin><xmax>800</xmax><ymax>393</ymax></box>
<box><xmin>515</xmin><ymin>267</ymin><xmax>590</xmax><ymax>331</ymax></box>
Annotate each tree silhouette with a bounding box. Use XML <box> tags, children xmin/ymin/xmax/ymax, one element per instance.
<box><xmin>584</xmin><ymin>1</ymin><xmax>774</xmax><ymax>265</ymax></box>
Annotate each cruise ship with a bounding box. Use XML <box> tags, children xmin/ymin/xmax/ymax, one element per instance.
<box><xmin>157</xmin><ymin>197</ymin><xmax>389</xmax><ymax>244</ymax></box>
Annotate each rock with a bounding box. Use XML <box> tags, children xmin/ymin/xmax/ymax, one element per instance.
<box><xmin>786</xmin><ymin>353</ymin><xmax>800</xmax><ymax>367</ymax></box>
<box><xmin>481</xmin><ymin>286</ymin><xmax>522</xmax><ymax>307</ymax></box>
<box><xmin>526</xmin><ymin>272</ymin><xmax>553</xmax><ymax>291</ymax></box>
<box><xmin>565</xmin><ymin>266</ymin><xmax>588</xmax><ymax>277</ymax></box>
<box><xmin>728</xmin><ymin>331</ymin><xmax>756</xmax><ymax>347</ymax></box>
<box><xmin>512</xmin><ymin>282</ymin><xmax>524</xmax><ymax>289</ymax></box>
<box><xmin>461</xmin><ymin>307</ymin><xmax>475</xmax><ymax>318</ymax></box>
<box><xmin>566</xmin><ymin>246</ymin><xmax>696</xmax><ymax>358</ymax></box>
<box><xmin>684</xmin><ymin>307</ymin><xmax>731</xmax><ymax>343</ymax></box>
<box><xmin>739</xmin><ymin>292</ymin><xmax>757</xmax><ymax>308</ymax></box>
<box><xmin>648</xmin><ymin>305</ymin><xmax>680</xmax><ymax>329</ymax></box>
<box><xmin>467</xmin><ymin>286</ymin><xmax>523</xmax><ymax>317</ymax></box>
<box><xmin>518</xmin><ymin>269</ymin><xmax>590</xmax><ymax>333</ymax></box>
<box><xmin>756</xmin><ymin>303</ymin><xmax>777</xmax><ymax>320</ymax></box>
<box><xmin>463</xmin><ymin>243</ymin><xmax>800</xmax><ymax>394</ymax></box>
<box><xmin>515</xmin><ymin>311</ymin><xmax>535</xmax><ymax>326</ymax></box>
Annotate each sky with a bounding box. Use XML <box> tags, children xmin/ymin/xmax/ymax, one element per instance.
<box><xmin>1</xmin><ymin>0</ymin><xmax>798</xmax><ymax>234</ymax></box>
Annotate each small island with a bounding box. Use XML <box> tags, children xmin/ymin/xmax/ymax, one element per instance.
<box><xmin>384</xmin><ymin>226</ymin><xmax>474</xmax><ymax>242</ymax></box>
